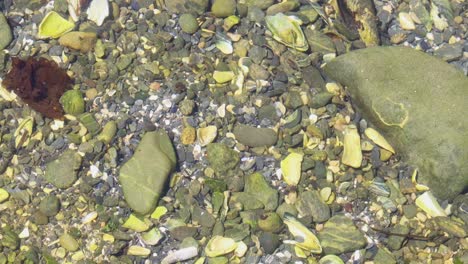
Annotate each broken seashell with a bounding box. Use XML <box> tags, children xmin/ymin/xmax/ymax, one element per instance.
<box><xmin>38</xmin><ymin>11</ymin><xmax>75</xmax><ymax>39</ymax></box>
<box><xmin>341</xmin><ymin>125</ymin><xmax>362</xmax><ymax>168</ymax></box>
<box><xmin>415</xmin><ymin>191</ymin><xmax>447</xmax><ymax>217</ymax></box>
<box><xmin>364</xmin><ymin>127</ymin><xmax>395</xmax><ymax>154</ymax></box>
<box><xmin>216</xmin><ymin>37</ymin><xmax>233</xmax><ymax>55</ymax></box>
<box><xmin>86</xmin><ymin>0</ymin><xmax>109</xmax><ymax>26</ymax></box>
<box><xmin>265</xmin><ymin>13</ymin><xmax>309</xmax><ymax>51</ymax></box>
<box><xmin>14</xmin><ymin>117</ymin><xmax>34</xmax><ymax>149</ymax></box>
<box><xmin>283</xmin><ymin>213</ymin><xmax>322</xmax><ymax>254</ymax></box>
<box><xmin>197</xmin><ymin>126</ymin><xmax>217</xmax><ymax>146</ymax></box>
<box><xmin>281</xmin><ymin>152</ymin><xmax>303</xmax><ymax>186</ymax></box>
<box><xmin>205</xmin><ymin>236</ymin><xmax>237</xmax><ymax>257</ymax></box>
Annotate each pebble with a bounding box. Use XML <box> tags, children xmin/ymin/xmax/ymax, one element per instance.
<box><xmin>399</xmin><ymin>12</ymin><xmax>416</xmax><ymax>30</ymax></box>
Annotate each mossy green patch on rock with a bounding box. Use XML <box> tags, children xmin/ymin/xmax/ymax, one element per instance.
<box><xmin>206</xmin><ymin>143</ymin><xmax>239</xmax><ymax>174</ymax></box>
<box><xmin>119</xmin><ymin>130</ymin><xmax>176</xmax><ymax>215</ymax></box>
<box><xmin>324</xmin><ymin>46</ymin><xmax>468</xmax><ymax>200</ymax></box>
<box><xmin>244</xmin><ymin>172</ymin><xmax>279</xmax><ymax>211</ymax></box>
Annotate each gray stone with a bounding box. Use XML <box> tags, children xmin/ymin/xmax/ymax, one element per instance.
<box><xmin>319</xmin><ymin>215</ymin><xmax>367</xmax><ymax>254</ymax></box>
<box><xmin>295</xmin><ymin>190</ymin><xmax>330</xmax><ymax>223</ymax></box>
<box><xmin>45</xmin><ymin>150</ymin><xmax>82</xmax><ymax>189</ymax></box>
<box><xmin>324</xmin><ymin>46</ymin><xmax>468</xmax><ymax>200</ymax></box>
<box><xmin>309</xmin><ymin>92</ymin><xmax>333</xmax><ymax>108</ymax></box>
<box><xmin>119</xmin><ymin>130</ymin><xmax>176</xmax><ymax>215</ymax></box>
<box><xmin>233</xmin><ymin>124</ymin><xmax>277</xmax><ymax>147</ymax></box>
<box><xmin>165</xmin><ymin>0</ymin><xmax>209</xmax><ymax>15</ymax></box>
<box><xmin>0</xmin><ymin>13</ymin><xmax>13</xmax><ymax>50</ymax></box>
<box><xmin>433</xmin><ymin>43</ymin><xmax>463</xmax><ymax>62</ymax></box>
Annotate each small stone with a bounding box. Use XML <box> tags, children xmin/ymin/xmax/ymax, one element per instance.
<box><xmin>45</xmin><ymin>150</ymin><xmax>82</xmax><ymax>189</ymax></box>
<box><xmin>116</xmin><ymin>54</ymin><xmax>134</xmax><ymax>71</ymax></box>
<box><xmin>59</xmin><ymin>32</ymin><xmax>97</xmax><ymax>53</ymax></box>
<box><xmin>433</xmin><ymin>43</ymin><xmax>463</xmax><ymax>62</ymax></box>
<box><xmin>399</xmin><ymin>12</ymin><xmax>416</xmax><ymax>30</ymax></box>
<box><xmin>319</xmin><ymin>215</ymin><xmax>367</xmax><ymax>254</ymax></box>
<box><xmin>181</xmin><ymin>125</ymin><xmax>196</xmax><ymax>145</ymax></box>
<box><xmin>128</xmin><ymin>246</ymin><xmax>151</xmax><ymax>256</ymax></box>
<box><xmin>245</xmin><ymin>172</ymin><xmax>279</xmax><ymax>211</ymax></box>
<box><xmin>1</xmin><ymin>227</ymin><xmax>20</xmax><ymax>249</ymax></box>
<box><xmin>179</xmin><ymin>99</ymin><xmax>196</xmax><ymax>116</ymax></box>
<box><xmin>296</xmin><ymin>190</ymin><xmax>331</xmax><ymax>223</ymax></box>
<box><xmin>170</xmin><ymin>226</ymin><xmax>198</xmax><ymax>241</ymax></box>
<box><xmin>211</xmin><ymin>0</ymin><xmax>236</xmax><ymax>18</ymax></box>
<box><xmin>39</xmin><ymin>195</ymin><xmax>61</xmax><ymax>216</ymax></box>
<box><xmin>85</xmin><ymin>88</ymin><xmax>98</xmax><ymax>100</ymax></box>
<box><xmin>86</xmin><ymin>0</ymin><xmax>109</xmax><ymax>26</ymax></box>
<box><xmin>266</xmin><ymin>0</ymin><xmax>300</xmax><ymax>16</ymax></box>
<box><xmin>233</xmin><ymin>124</ymin><xmax>277</xmax><ymax>147</ymax></box>
<box><xmin>119</xmin><ymin>130</ymin><xmax>177</xmax><ymax>214</ymax></box>
<box><xmin>387</xmin><ymin>224</ymin><xmax>409</xmax><ymax>250</ymax></box>
<box><xmin>0</xmin><ymin>13</ymin><xmax>13</xmax><ymax>50</ymax></box>
<box><xmin>310</xmin><ymin>92</ymin><xmax>333</xmax><ymax>108</ymax></box>
<box><xmin>206</xmin><ymin>143</ymin><xmax>239</xmax><ymax>174</ymax></box>
<box><xmin>0</xmin><ymin>188</ymin><xmax>9</xmax><ymax>203</ymax></box>
<box><xmin>259</xmin><ymin>232</ymin><xmax>280</xmax><ymax>254</ymax></box>
<box><xmin>59</xmin><ymin>233</ymin><xmax>79</xmax><ymax>252</ymax></box>
<box><xmin>258</xmin><ymin>212</ymin><xmax>282</xmax><ymax>233</ymax></box>
<box><xmin>60</xmin><ymin>90</ymin><xmax>85</xmax><ymax>115</ymax></box>
<box><xmin>244</xmin><ymin>0</ymin><xmax>275</xmax><ymax>10</ymax></box>
<box><xmin>179</xmin><ymin>14</ymin><xmax>199</xmax><ymax>34</ymax></box>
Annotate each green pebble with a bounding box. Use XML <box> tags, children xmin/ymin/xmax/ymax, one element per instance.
<box><xmin>179</xmin><ymin>14</ymin><xmax>199</xmax><ymax>34</ymax></box>
<box><xmin>59</xmin><ymin>233</ymin><xmax>79</xmax><ymax>252</ymax></box>
<box><xmin>1</xmin><ymin>227</ymin><xmax>20</xmax><ymax>250</ymax></box>
<box><xmin>211</xmin><ymin>0</ymin><xmax>236</xmax><ymax>18</ymax></box>
<box><xmin>0</xmin><ymin>188</ymin><xmax>9</xmax><ymax>203</ymax></box>
<box><xmin>60</xmin><ymin>90</ymin><xmax>85</xmax><ymax>116</ymax></box>
<box><xmin>39</xmin><ymin>195</ymin><xmax>61</xmax><ymax>216</ymax></box>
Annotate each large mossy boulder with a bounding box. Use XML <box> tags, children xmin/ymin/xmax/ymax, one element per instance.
<box><xmin>324</xmin><ymin>46</ymin><xmax>468</xmax><ymax>200</ymax></box>
<box><xmin>119</xmin><ymin>130</ymin><xmax>176</xmax><ymax>215</ymax></box>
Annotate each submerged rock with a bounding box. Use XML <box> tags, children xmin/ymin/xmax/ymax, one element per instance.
<box><xmin>119</xmin><ymin>130</ymin><xmax>176</xmax><ymax>215</ymax></box>
<box><xmin>233</xmin><ymin>124</ymin><xmax>277</xmax><ymax>147</ymax></box>
<box><xmin>319</xmin><ymin>215</ymin><xmax>366</xmax><ymax>254</ymax></box>
<box><xmin>0</xmin><ymin>13</ymin><xmax>12</xmax><ymax>50</ymax></box>
<box><xmin>45</xmin><ymin>150</ymin><xmax>82</xmax><ymax>188</ymax></box>
<box><xmin>206</xmin><ymin>143</ymin><xmax>239</xmax><ymax>174</ymax></box>
<box><xmin>324</xmin><ymin>46</ymin><xmax>468</xmax><ymax>200</ymax></box>
<box><xmin>244</xmin><ymin>172</ymin><xmax>279</xmax><ymax>211</ymax></box>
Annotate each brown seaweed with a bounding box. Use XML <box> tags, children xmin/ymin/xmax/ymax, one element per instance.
<box><xmin>2</xmin><ymin>57</ymin><xmax>72</xmax><ymax>119</ymax></box>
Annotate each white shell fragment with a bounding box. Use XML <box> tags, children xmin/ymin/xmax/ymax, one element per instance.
<box><xmin>87</xmin><ymin>0</ymin><xmax>109</xmax><ymax>26</ymax></box>
<box><xmin>283</xmin><ymin>213</ymin><xmax>322</xmax><ymax>254</ymax></box>
<box><xmin>162</xmin><ymin>246</ymin><xmax>198</xmax><ymax>264</ymax></box>
<box><xmin>364</xmin><ymin>127</ymin><xmax>395</xmax><ymax>154</ymax></box>
<box><xmin>415</xmin><ymin>191</ymin><xmax>447</xmax><ymax>217</ymax></box>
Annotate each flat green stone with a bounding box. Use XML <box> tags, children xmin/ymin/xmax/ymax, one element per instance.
<box><xmin>119</xmin><ymin>130</ymin><xmax>176</xmax><ymax>215</ymax></box>
<box><xmin>324</xmin><ymin>46</ymin><xmax>468</xmax><ymax>200</ymax></box>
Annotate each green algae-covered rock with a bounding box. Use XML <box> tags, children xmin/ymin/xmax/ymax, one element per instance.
<box><xmin>245</xmin><ymin>172</ymin><xmax>279</xmax><ymax>211</ymax></box>
<box><xmin>324</xmin><ymin>46</ymin><xmax>468</xmax><ymax>200</ymax></box>
<box><xmin>119</xmin><ymin>130</ymin><xmax>176</xmax><ymax>215</ymax></box>
<box><xmin>206</xmin><ymin>143</ymin><xmax>239</xmax><ymax>174</ymax></box>
<box><xmin>45</xmin><ymin>150</ymin><xmax>82</xmax><ymax>189</ymax></box>
<box><xmin>60</xmin><ymin>89</ymin><xmax>85</xmax><ymax>115</ymax></box>
<box><xmin>319</xmin><ymin>215</ymin><xmax>366</xmax><ymax>254</ymax></box>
